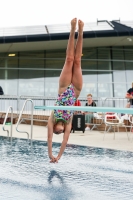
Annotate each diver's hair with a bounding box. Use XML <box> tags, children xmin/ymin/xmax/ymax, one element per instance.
<box><xmin>54</xmin><ymin>132</ymin><xmax>60</xmax><ymax>135</ymax></box>
<box><xmin>87</xmin><ymin>93</ymin><xmax>92</xmax><ymax>97</ymax></box>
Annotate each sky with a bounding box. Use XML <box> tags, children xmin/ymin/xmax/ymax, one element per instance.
<box><xmin>0</xmin><ymin>0</ymin><xmax>132</xmax><ymax>27</ymax></box>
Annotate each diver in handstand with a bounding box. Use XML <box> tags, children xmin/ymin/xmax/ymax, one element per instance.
<box><xmin>47</xmin><ymin>18</ymin><xmax>84</xmax><ymax>163</ymax></box>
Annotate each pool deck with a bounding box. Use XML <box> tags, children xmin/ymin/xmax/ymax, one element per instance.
<box><xmin>0</xmin><ymin>124</ymin><xmax>133</xmax><ymax>152</ymax></box>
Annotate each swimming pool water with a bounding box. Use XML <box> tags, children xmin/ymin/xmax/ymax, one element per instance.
<box><xmin>0</xmin><ymin>136</ymin><xmax>133</xmax><ymax>200</ymax></box>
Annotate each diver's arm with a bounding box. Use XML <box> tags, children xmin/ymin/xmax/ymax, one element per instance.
<box><xmin>55</xmin><ymin>123</ymin><xmax>71</xmax><ymax>162</ymax></box>
<box><xmin>47</xmin><ymin>115</ymin><xmax>55</xmax><ymax>161</ymax></box>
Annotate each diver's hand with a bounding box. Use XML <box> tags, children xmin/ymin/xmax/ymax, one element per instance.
<box><xmin>54</xmin><ymin>156</ymin><xmax>60</xmax><ymax>163</ymax></box>
<box><xmin>50</xmin><ymin>155</ymin><xmax>60</xmax><ymax>163</ymax></box>
<box><xmin>49</xmin><ymin>155</ymin><xmax>56</xmax><ymax>163</ymax></box>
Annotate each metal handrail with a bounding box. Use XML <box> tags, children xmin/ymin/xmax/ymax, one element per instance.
<box><xmin>16</xmin><ymin>99</ymin><xmax>33</xmax><ymax>144</ymax></box>
<box><xmin>2</xmin><ymin>106</ymin><xmax>13</xmax><ymax>142</ymax></box>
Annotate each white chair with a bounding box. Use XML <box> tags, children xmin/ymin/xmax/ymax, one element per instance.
<box><xmin>90</xmin><ymin>112</ymin><xmax>104</xmax><ymax>131</ymax></box>
<box><xmin>103</xmin><ymin>113</ymin><xmax>129</xmax><ymax>140</ymax></box>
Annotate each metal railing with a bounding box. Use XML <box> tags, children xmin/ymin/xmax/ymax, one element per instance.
<box><xmin>103</xmin><ymin>97</ymin><xmax>129</xmax><ymax>108</ymax></box>
<box><xmin>0</xmin><ymin>95</ymin><xmax>19</xmax><ymax>115</ymax></box>
<box><xmin>19</xmin><ymin>95</ymin><xmax>55</xmax><ymax>123</ymax></box>
<box><xmin>2</xmin><ymin>106</ymin><xmax>13</xmax><ymax>142</ymax></box>
<box><xmin>0</xmin><ymin>95</ymin><xmax>133</xmax><ymax>134</ymax></box>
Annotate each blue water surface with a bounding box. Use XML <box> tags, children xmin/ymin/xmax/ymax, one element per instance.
<box><xmin>0</xmin><ymin>136</ymin><xmax>133</xmax><ymax>200</ymax></box>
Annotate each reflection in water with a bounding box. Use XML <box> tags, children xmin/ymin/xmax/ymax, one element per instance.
<box><xmin>48</xmin><ymin>170</ymin><xmax>64</xmax><ymax>184</ymax></box>
<box><xmin>48</xmin><ymin>170</ymin><xmax>73</xmax><ymax>200</ymax></box>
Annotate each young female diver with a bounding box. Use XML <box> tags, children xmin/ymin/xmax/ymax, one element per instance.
<box><xmin>47</xmin><ymin>18</ymin><xmax>84</xmax><ymax>163</ymax></box>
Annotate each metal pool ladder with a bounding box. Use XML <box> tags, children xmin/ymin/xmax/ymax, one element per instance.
<box><xmin>2</xmin><ymin>106</ymin><xmax>13</xmax><ymax>142</ymax></box>
<box><xmin>16</xmin><ymin>99</ymin><xmax>33</xmax><ymax>145</ymax></box>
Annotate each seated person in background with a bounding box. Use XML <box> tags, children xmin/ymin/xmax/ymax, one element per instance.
<box><xmin>84</xmin><ymin>94</ymin><xmax>96</xmax><ymax>131</ymax></box>
<box><xmin>125</xmin><ymin>82</ymin><xmax>133</xmax><ymax>108</ymax></box>
<box><xmin>0</xmin><ymin>86</ymin><xmax>4</xmax><ymax>95</ymax></box>
<box><xmin>73</xmin><ymin>99</ymin><xmax>81</xmax><ymax>114</ymax></box>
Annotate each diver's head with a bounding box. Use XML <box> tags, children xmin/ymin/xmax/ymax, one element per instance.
<box><xmin>53</xmin><ymin>121</ymin><xmax>65</xmax><ymax>134</ymax></box>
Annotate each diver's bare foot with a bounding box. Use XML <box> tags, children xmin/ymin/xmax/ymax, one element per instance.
<box><xmin>78</xmin><ymin>20</ymin><xmax>84</xmax><ymax>34</ymax></box>
<box><xmin>71</xmin><ymin>18</ymin><xmax>77</xmax><ymax>32</ymax></box>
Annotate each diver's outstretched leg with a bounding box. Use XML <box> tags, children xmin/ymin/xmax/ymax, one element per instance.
<box><xmin>59</xmin><ymin>18</ymin><xmax>77</xmax><ymax>93</ymax></box>
<box><xmin>72</xmin><ymin>19</ymin><xmax>84</xmax><ymax>97</ymax></box>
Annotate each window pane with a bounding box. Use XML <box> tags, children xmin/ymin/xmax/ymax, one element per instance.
<box><xmin>45</xmin><ymin>77</ymin><xmax>59</xmax><ymax>96</ymax></box>
<box><xmin>82</xmin><ymin>82</ymin><xmax>97</xmax><ymax>97</ymax></box>
<box><xmin>113</xmin><ymin>83</ymin><xmax>127</xmax><ymax>97</ymax></box>
<box><xmin>98</xmin><ymin>71</ymin><xmax>112</xmax><ymax>82</ymax></box>
<box><xmin>98</xmin><ymin>83</ymin><xmax>112</xmax><ymax>97</ymax></box>
<box><xmin>0</xmin><ymin>53</ymin><xmax>18</xmax><ymax>68</ymax></box>
<box><xmin>113</xmin><ymin>71</ymin><xmax>126</xmax><ymax>82</ymax></box>
<box><xmin>44</xmin><ymin>69</ymin><xmax>60</xmax><ymax>96</ymax></box>
<box><xmin>113</xmin><ymin>61</ymin><xmax>125</xmax><ymax>70</ymax></box>
<box><xmin>112</xmin><ymin>47</ymin><xmax>125</xmax><ymax>70</ymax></box>
<box><xmin>82</xmin><ymin>60</ymin><xmax>97</xmax><ymax>71</ymax></box>
<box><xmin>19</xmin><ymin>70</ymin><xmax>44</xmax><ymax>96</ymax></box>
<box><xmin>0</xmin><ymin>69</ymin><xmax>18</xmax><ymax>95</ymax></box>
<box><xmin>19</xmin><ymin>51</ymin><xmax>44</xmax><ymax>68</ymax></box>
<box><xmin>98</xmin><ymin>61</ymin><xmax>111</xmax><ymax>70</ymax></box>
<box><xmin>98</xmin><ymin>48</ymin><xmax>111</xmax><ymax>70</ymax></box>
<box><xmin>83</xmin><ymin>48</ymin><xmax>97</xmax><ymax>60</ymax></box>
<box><xmin>126</xmin><ymin>70</ymin><xmax>133</xmax><ymax>89</ymax></box>
<box><xmin>82</xmin><ymin>72</ymin><xmax>97</xmax><ymax>96</ymax></box>
<box><xmin>125</xmin><ymin>48</ymin><xmax>133</xmax><ymax>70</ymax></box>
<box><xmin>82</xmin><ymin>48</ymin><xmax>97</xmax><ymax>70</ymax></box>
<box><xmin>46</xmin><ymin>50</ymin><xmax>66</xmax><ymax>69</ymax></box>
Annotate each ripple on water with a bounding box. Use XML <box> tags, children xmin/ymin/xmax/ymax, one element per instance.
<box><xmin>0</xmin><ymin>136</ymin><xmax>133</xmax><ymax>200</ymax></box>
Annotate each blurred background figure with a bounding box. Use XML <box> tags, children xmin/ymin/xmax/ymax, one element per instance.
<box><xmin>74</xmin><ymin>99</ymin><xmax>81</xmax><ymax>106</ymax></box>
<box><xmin>84</xmin><ymin>94</ymin><xmax>96</xmax><ymax>131</ymax></box>
<box><xmin>74</xmin><ymin>99</ymin><xmax>81</xmax><ymax>114</ymax></box>
<box><xmin>0</xmin><ymin>86</ymin><xmax>4</xmax><ymax>95</ymax></box>
<box><xmin>125</xmin><ymin>82</ymin><xmax>133</xmax><ymax>108</ymax></box>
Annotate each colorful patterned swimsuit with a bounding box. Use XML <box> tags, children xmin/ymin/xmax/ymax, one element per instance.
<box><xmin>54</xmin><ymin>84</ymin><xmax>77</xmax><ymax>123</ymax></box>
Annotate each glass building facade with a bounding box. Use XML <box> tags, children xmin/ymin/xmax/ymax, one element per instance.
<box><xmin>0</xmin><ymin>46</ymin><xmax>133</xmax><ymax>97</ymax></box>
